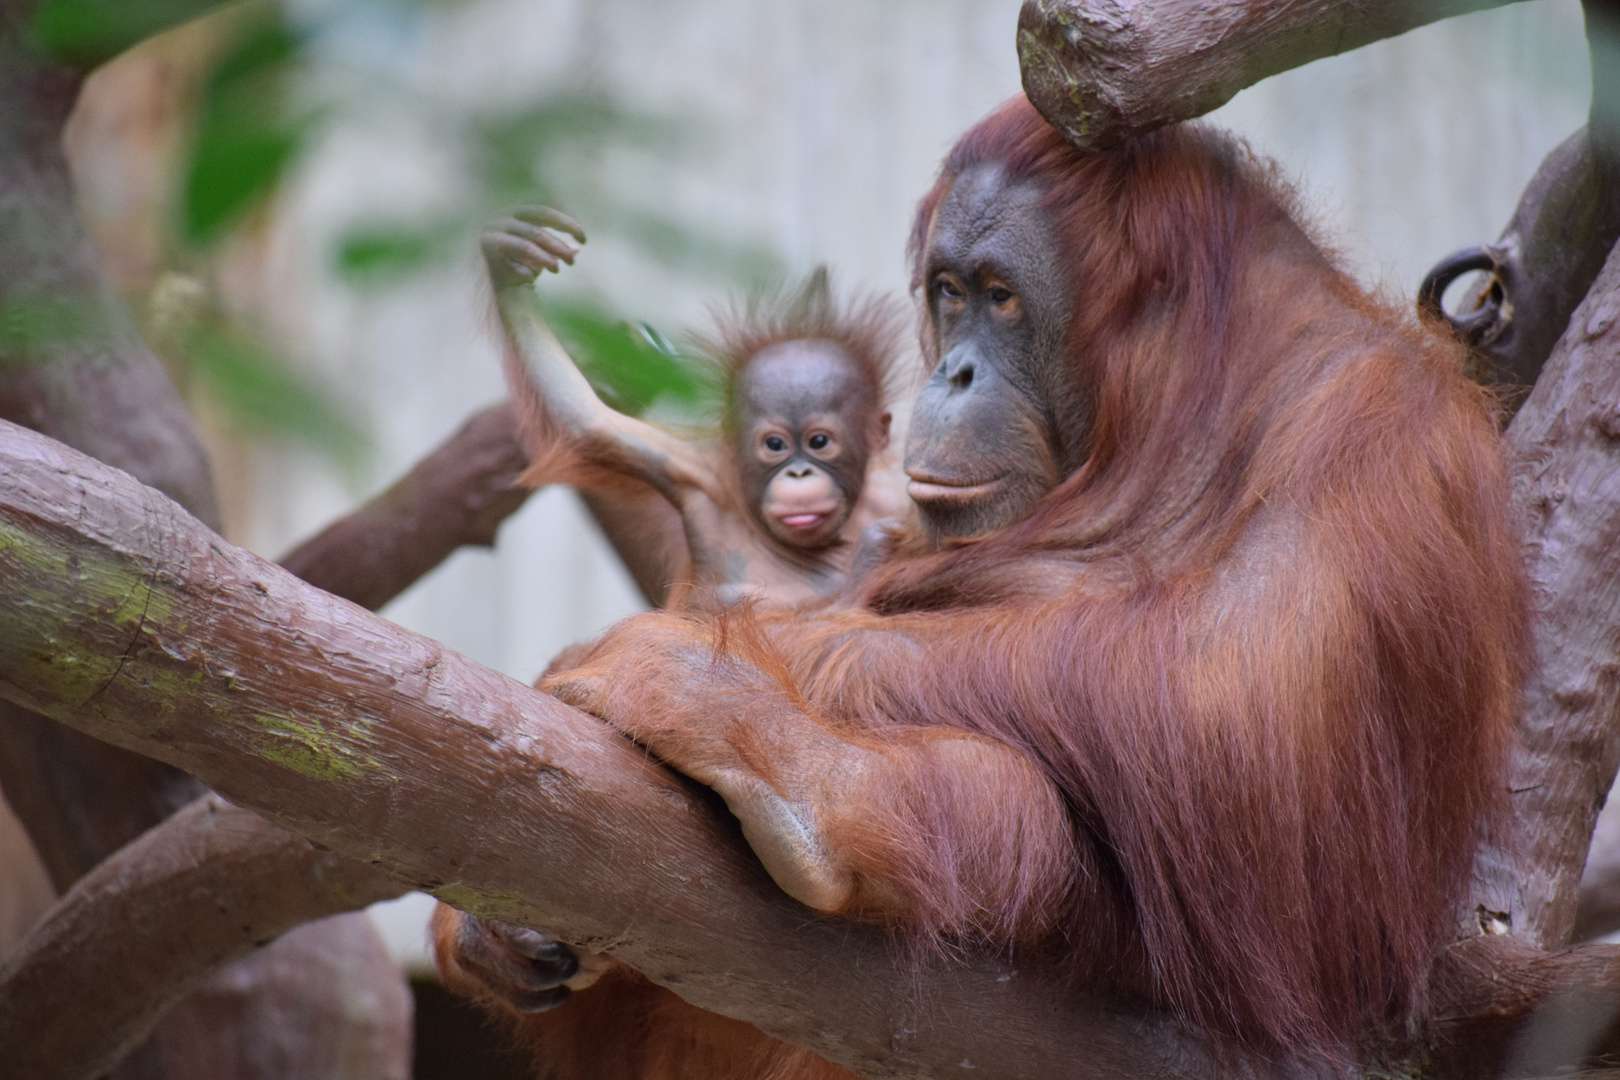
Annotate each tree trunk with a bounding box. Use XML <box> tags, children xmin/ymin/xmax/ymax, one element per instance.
<box><xmin>0</xmin><ymin>6</ymin><xmax>410</xmax><ymax>1076</ymax></box>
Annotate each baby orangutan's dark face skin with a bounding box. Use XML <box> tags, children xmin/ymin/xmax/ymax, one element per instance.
<box><xmin>732</xmin><ymin>340</ymin><xmax>889</xmax><ymax>551</ymax></box>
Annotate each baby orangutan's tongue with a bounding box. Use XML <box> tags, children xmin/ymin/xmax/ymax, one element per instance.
<box><xmin>780</xmin><ymin>513</ymin><xmax>824</xmax><ymax>528</ymax></box>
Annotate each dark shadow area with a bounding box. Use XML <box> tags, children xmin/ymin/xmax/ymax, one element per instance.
<box><xmin>412</xmin><ymin>978</ymin><xmax>537</xmax><ymax>1080</ymax></box>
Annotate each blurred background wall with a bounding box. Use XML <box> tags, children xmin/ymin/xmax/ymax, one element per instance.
<box><xmin>56</xmin><ymin>0</ymin><xmax>1595</xmax><ymax>972</ymax></box>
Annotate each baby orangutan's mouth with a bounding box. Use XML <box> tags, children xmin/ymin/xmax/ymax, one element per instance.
<box><xmin>779</xmin><ymin>513</ymin><xmax>826</xmax><ymax>529</ymax></box>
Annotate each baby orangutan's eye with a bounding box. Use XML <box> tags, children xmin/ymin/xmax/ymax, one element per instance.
<box><xmin>807</xmin><ymin>433</ymin><xmax>829</xmax><ymax>451</ymax></box>
<box><xmin>764</xmin><ymin>435</ymin><xmax>787</xmax><ymax>453</ymax></box>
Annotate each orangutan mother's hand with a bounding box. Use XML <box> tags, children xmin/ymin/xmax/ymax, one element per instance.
<box><xmin>542</xmin><ymin>610</ymin><xmax>872</xmax><ymax>914</ymax></box>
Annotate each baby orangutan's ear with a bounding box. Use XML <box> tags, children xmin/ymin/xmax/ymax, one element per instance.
<box><xmin>876</xmin><ymin>411</ymin><xmax>892</xmax><ymax>448</ymax></box>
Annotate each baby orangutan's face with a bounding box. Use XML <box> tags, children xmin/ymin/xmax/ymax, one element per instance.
<box><xmin>732</xmin><ymin>340</ymin><xmax>888</xmax><ymax>550</ymax></box>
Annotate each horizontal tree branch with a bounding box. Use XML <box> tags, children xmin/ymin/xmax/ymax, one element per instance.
<box><xmin>0</xmin><ymin>417</ymin><xmax>1215</xmax><ymax>1080</ymax></box>
<box><xmin>1017</xmin><ymin>0</ymin><xmax>1525</xmax><ymax>150</ymax></box>
<box><xmin>1429</xmin><ymin>935</ymin><xmax>1620</xmax><ymax>1075</ymax></box>
<box><xmin>0</xmin><ymin>793</ymin><xmax>401</xmax><ymax>1079</ymax></box>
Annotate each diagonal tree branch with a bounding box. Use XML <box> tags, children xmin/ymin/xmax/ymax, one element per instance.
<box><xmin>277</xmin><ymin>401</ymin><xmax>533</xmax><ymax>611</ymax></box>
<box><xmin>0</xmin><ymin>417</ymin><xmax>1216</xmax><ymax>1080</ymax></box>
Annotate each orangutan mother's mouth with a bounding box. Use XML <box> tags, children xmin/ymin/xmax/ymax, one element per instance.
<box><xmin>906</xmin><ymin>475</ymin><xmax>1007</xmax><ymax>504</ymax></box>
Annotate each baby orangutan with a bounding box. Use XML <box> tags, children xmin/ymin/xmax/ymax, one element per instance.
<box><xmin>484</xmin><ymin>207</ymin><xmax>908</xmax><ymax>609</ymax></box>
<box><xmin>432</xmin><ymin>210</ymin><xmax>912</xmax><ymax>1079</ymax></box>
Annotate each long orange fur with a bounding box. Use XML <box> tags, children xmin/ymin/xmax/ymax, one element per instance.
<box><xmin>444</xmin><ymin>97</ymin><xmax>1529</xmax><ymax>1076</ymax></box>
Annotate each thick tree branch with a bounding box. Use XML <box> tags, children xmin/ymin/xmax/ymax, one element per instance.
<box><xmin>1</xmin><ymin>11</ymin><xmax>408</xmax><ymax>1078</ymax></box>
<box><xmin>1464</xmin><ymin>237</ymin><xmax>1620</xmax><ymax>951</ymax></box>
<box><xmin>0</xmin><ymin>794</ymin><xmax>401</xmax><ymax>1080</ymax></box>
<box><xmin>0</xmin><ymin>417</ymin><xmax>1216</xmax><ymax>1080</ymax></box>
<box><xmin>1428</xmin><ymin>935</ymin><xmax>1620</xmax><ymax>1075</ymax></box>
<box><xmin>1016</xmin><ymin>0</ymin><xmax>1525</xmax><ymax>151</ymax></box>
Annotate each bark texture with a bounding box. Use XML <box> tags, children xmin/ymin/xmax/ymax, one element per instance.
<box><xmin>1466</xmin><ymin>239</ymin><xmax>1620</xmax><ymax>951</ymax></box>
<box><xmin>1</xmin><ymin>7</ymin><xmax>410</xmax><ymax>1078</ymax></box>
<box><xmin>0</xmin><ymin>795</ymin><xmax>405</xmax><ymax>1080</ymax></box>
<box><xmin>1016</xmin><ymin>0</ymin><xmax>1524</xmax><ymax>151</ymax></box>
<box><xmin>1428</xmin><ymin>935</ymin><xmax>1620</xmax><ymax>1075</ymax></box>
<box><xmin>0</xmin><ymin>417</ymin><xmax>1214</xmax><ymax>1080</ymax></box>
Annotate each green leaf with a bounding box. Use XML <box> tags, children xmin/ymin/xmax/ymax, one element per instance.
<box><xmin>334</xmin><ymin>224</ymin><xmax>455</xmax><ymax>285</ymax></box>
<box><xmin>28</xmin><ymin>0</ymin><xmax>227</xmax><ymax>67</ymax></box>
<box><xmin>179</xmin><ymin>323</ymin><xmax>367</xmax><ymax>464</ymax></box>
<box><xmin>542</xmin><ymin>301</ymin><xmax>712</xmax><ymax>418</ymax></box>
<box><xmin>179</xmin><ymin>9</ymin><xmax>310</xmax><ymax>246</ymax></box>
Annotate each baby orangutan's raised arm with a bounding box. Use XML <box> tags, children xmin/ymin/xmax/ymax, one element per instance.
<box><xmin>488</xmin><ymin>213</ymin><xmax>907</xmax><ymax>605</ymax></box>
<box><xmin>484</xmin><ymin>207</ymin><xmax>716</xmax><ymax>504</ymax></box>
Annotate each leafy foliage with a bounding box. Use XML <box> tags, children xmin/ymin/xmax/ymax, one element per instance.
<box><xmin>543</xmin><ymin>301</ymin><xmax>714</xmax><ymax>419</ymax></box>
<box><xmin>28</xmin><ymin>0</ymin><xmax>224</xmax><ymax>68</ymax></box>
<box><xmin>34</xmin><ymin>0</ymin><xmax>777</xmax><ymax>466</ymax></box>
<box><xmin>180</xmin><ymin>6</ymin><xmax>311</xmax><ymax>245</ymax></box>
<box><xmin>179</xmin><ymin>321</ymin><xmax>366</xmax><ymax>465</ymax></box>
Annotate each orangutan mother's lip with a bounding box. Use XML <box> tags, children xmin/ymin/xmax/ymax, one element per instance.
<box><xmin>906</xmin><ymin>476</ymin><xmax>1006</xmax><ymax>504</ymax></box>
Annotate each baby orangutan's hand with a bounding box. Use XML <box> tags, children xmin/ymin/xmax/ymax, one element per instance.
<box><xmin>482</xmin><ymin>206</ymin><xmax>586</xmax><ymax>289</ymax></box>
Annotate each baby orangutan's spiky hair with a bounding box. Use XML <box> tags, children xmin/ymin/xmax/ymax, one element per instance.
<box><xmin>693</xmin><ymin>266</ymin><xmax>909</xmax><ymax>438</ymax></box>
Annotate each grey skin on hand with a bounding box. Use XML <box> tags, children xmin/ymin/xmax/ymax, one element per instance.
<box><xmin>454</xmin><ymin>916</ymin><xmax>581</xmax><ymax>1012</ymax></box>
<box><xmin>483</xmin><ymin>206</ymin><xmax>586</xmax><ymax>288</ymax></box>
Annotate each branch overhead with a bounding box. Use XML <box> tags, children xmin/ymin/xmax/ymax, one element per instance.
<box><xmin>1017</xmin><ymin>0</ymin><xmax>1524</xmax><ymax>151</ymax></box>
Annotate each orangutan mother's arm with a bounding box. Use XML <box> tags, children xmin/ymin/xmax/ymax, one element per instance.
<box><xmin>543</xmin><ymin>610</ymin><xmax>1077</xmax><ymax>943</ymax></box>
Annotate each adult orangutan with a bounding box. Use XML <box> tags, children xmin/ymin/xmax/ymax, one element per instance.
<box><xmin>437</xmin><ymin>96</ymin><xmax>1529</xmax><ymax>1075</ymax></box>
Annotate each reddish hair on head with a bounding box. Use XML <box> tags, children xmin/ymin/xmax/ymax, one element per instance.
<box><xmin>692</xmin><ymin>265</ymin><xmax>908</xmax><ymax>442</ymax></box>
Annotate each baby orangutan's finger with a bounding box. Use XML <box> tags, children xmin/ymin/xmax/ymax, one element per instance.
<box><xmin>512</xmin><ymin>205</ymin><xmax>586</xmax><ymax>243</ymax></box>
<box><xmin>482</xmin><ymin>231</ymin><xmax>560</xmax><ymax>285</ymax></box>
<box><xmin>499</xmin><ymin>217</ymin><xmax>581</xmax><ymax>265</ymax></box>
